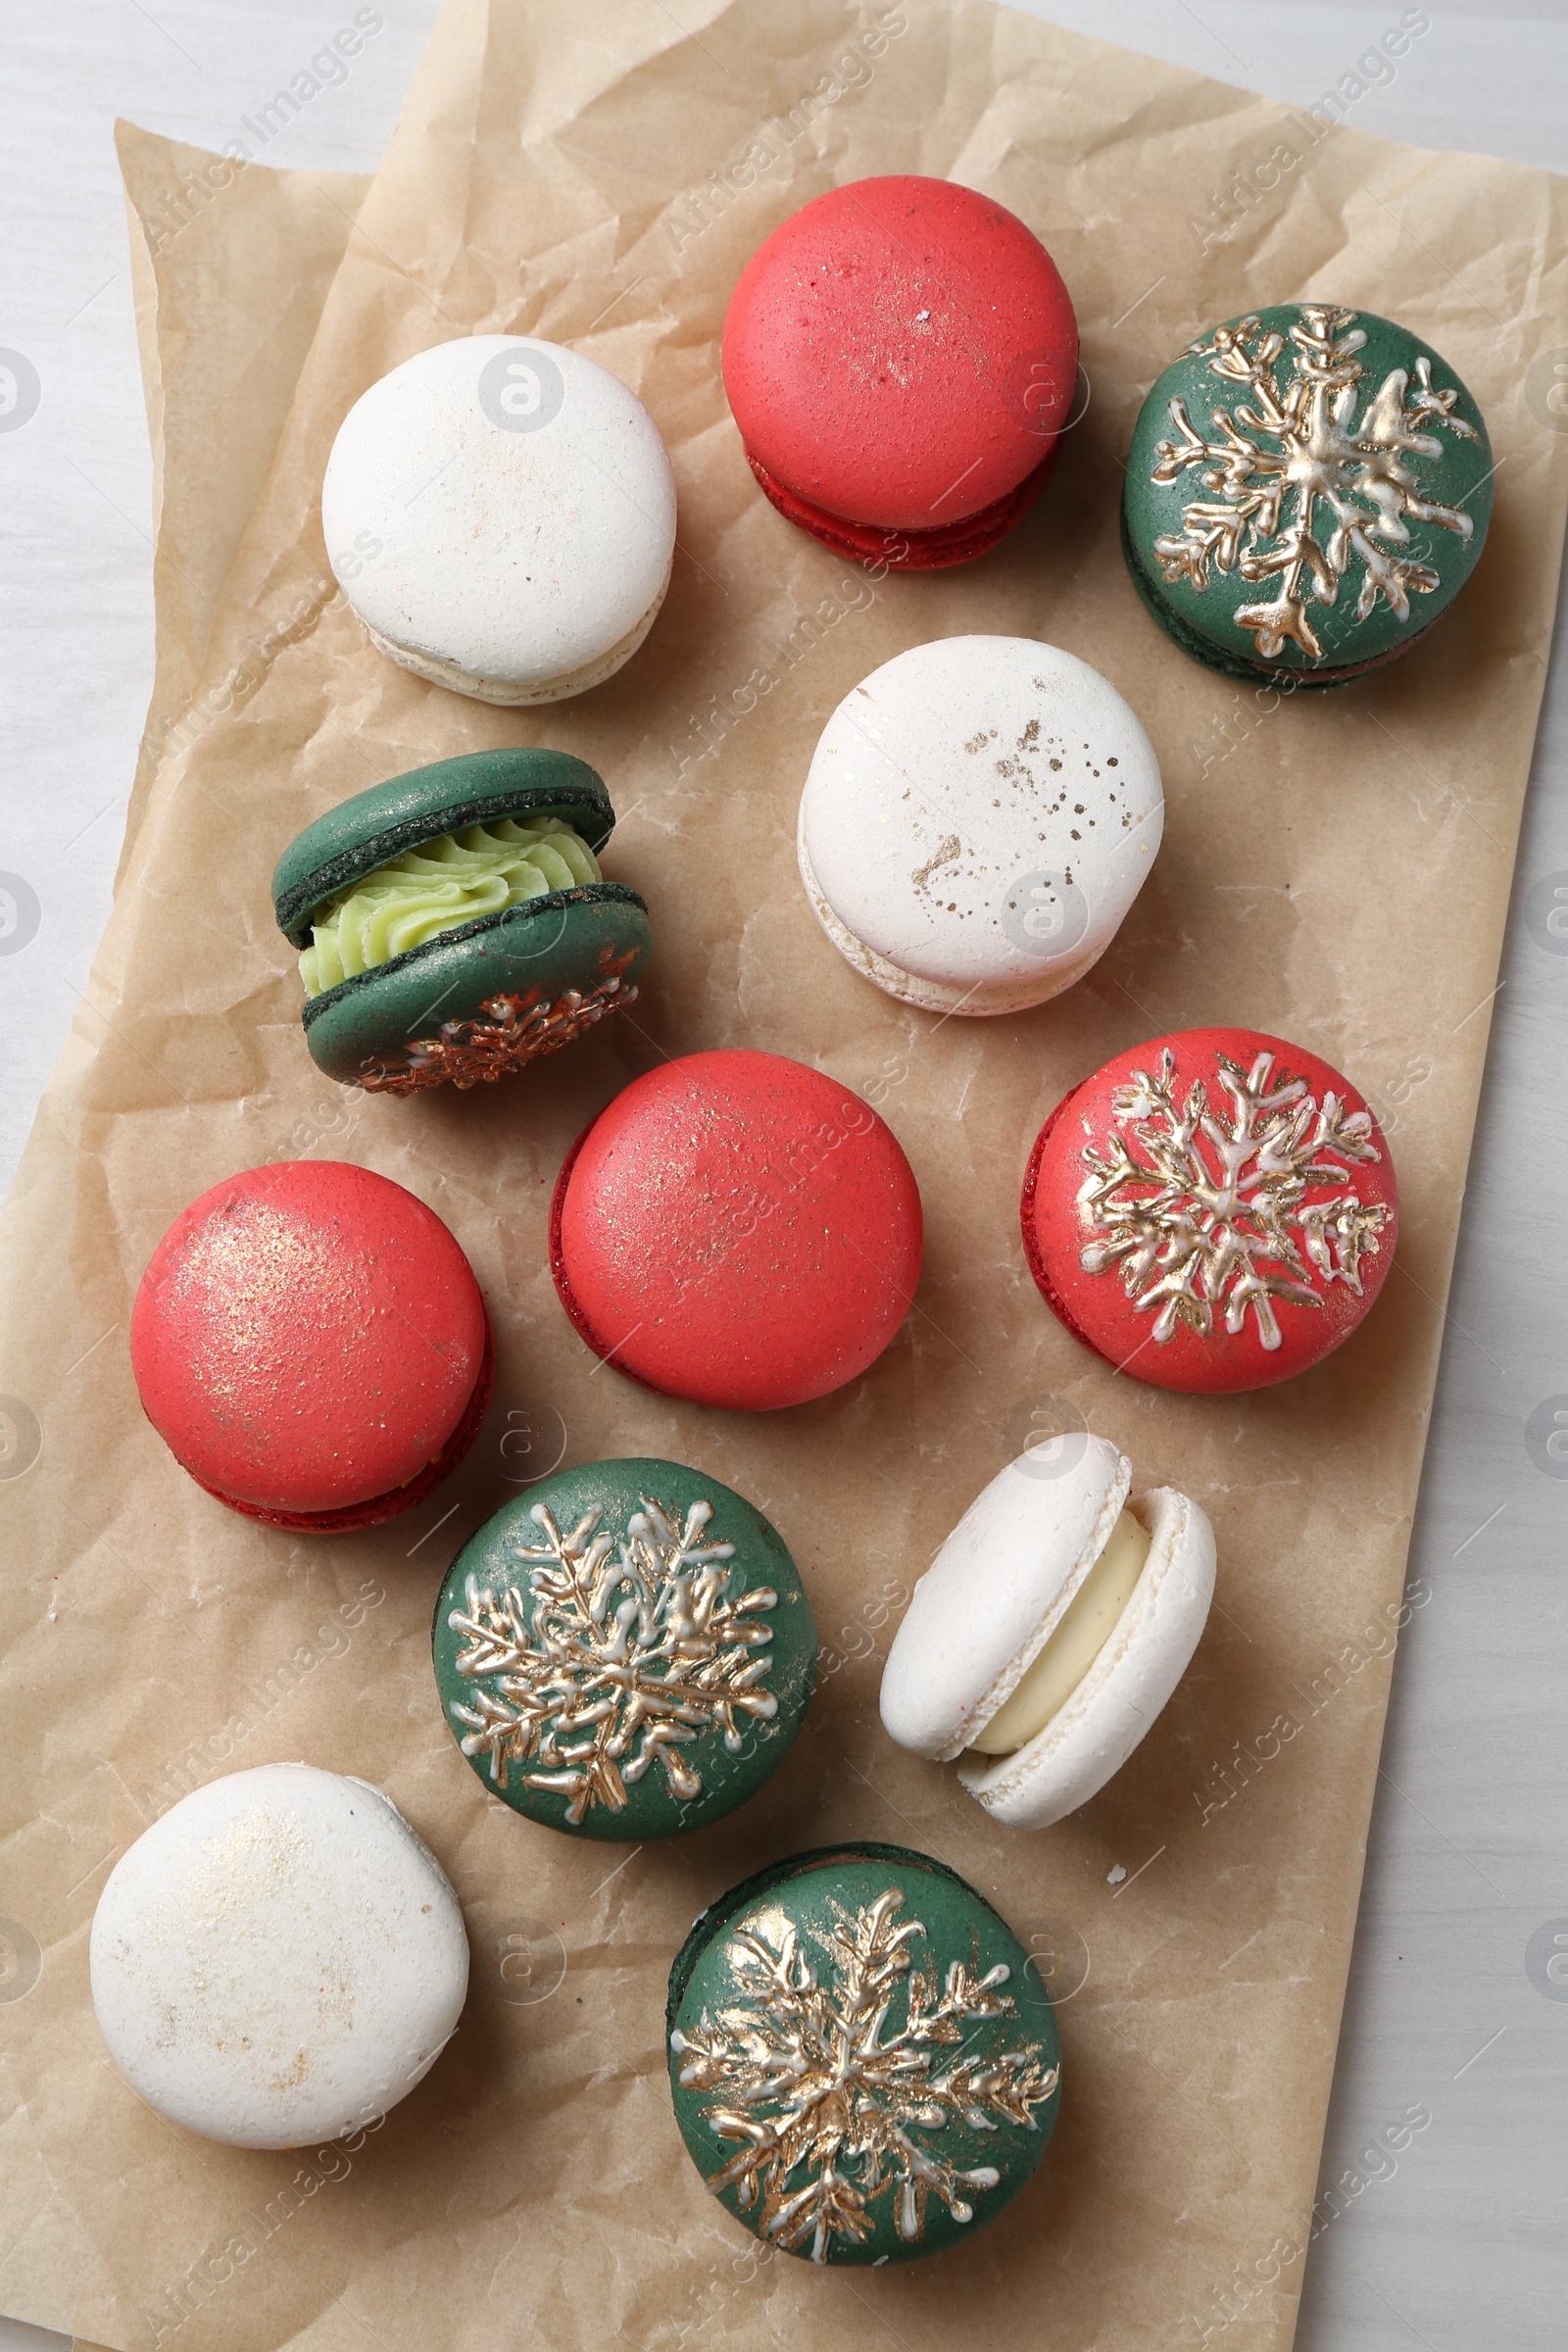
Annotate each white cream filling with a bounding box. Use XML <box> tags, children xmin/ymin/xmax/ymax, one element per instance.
<box><xmin>967</xmin><ymin>1509</ymin><xmax>1152</xmax><ymax>1756</ymax></box>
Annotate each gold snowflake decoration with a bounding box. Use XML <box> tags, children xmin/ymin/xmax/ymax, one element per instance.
<box><xmin>671</xmin><ymin>1887</ymin><xmax>1058</xmax><ymax>2263</ymax></box>
<box><xmin>1078</xmin><ymin>1046</ymin><xmax>1391</xmax><ymax>1350</ymax></box>
<box><xmin>1151</xmin><ymin>305</ymin><xmax>1479</xmax><ymax>661</ymax></box>
<box><xmin>358</xmin><ymin>972</ymin><xmax>636</xmax><ymax>1095</ymax></box>
<box><xmin>447</xmin><ymin>1493</ymin><xmax>778</xmax><ymax>1823</ymax></box>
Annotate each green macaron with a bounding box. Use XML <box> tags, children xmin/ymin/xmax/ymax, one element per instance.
<box><xmin>667</xmin><ymin>1841</ymin><xmax>1062</xmax><ymax>2265</ymax></box>
<box><xmin>1122</xmin><ymin>303</ymin><xmax>1494</xmax><ymax>686</ymax></box>
<box><xmin>432</xmin><ymin>1458</ymin><xmax>817</xmax><ymax>1840</ymax></box>
<box><xmin>271</xmin><ymin>748</ymin><xmax>653</xmax><ymax>1093</ymax></box>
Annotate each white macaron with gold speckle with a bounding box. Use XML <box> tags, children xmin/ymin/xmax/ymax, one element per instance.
<box><xmin>322</xmin><ymin>334</ymin><xmax>676</xmax><ymax>705</ymax></box>
<box><xmin>798</xmin><ymin>636</ymin><xmax>1162</xmax><ymax>1014</ymax></box>
<box><xmin>90</xmin><ymin>1764</ymin><xmax>469</xmax><ymax>2148</ymax></box>
<box><xmin>879</xmin><ymin>1435</ymin><xmax>1214</xmax><ymax>1829</ymax></box>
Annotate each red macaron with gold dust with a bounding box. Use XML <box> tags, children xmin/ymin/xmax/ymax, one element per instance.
<box><xmin>1021</xmin><ymin>1029</ymin><xmax>1397</xmax><ymax>1394</ymax></box>
<box><xmin>130</xmin><ymin>1160</ymin><xmax>493</xmax><ymax>1529</ymax></box>
<box><xmin>551</xmin><ymin>1048</ymin><xmax>922</xmax><ymax>1410</ymax></box>
<box><xmin>722</xmin><ymin>175</ymin><xmax>1078</xmax><ymax>570</ymax></box>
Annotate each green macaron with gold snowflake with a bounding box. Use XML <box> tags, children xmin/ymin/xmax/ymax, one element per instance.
<box><xmin>1121</xmin><ymin>303</ymin><xmax>1494</xmax><ymax>685</ymax></box>
<box><xmin>270</xmin><ymin>747</ymin><xmax>652</xmax><ymax>1093</ymax></box>
<box><xmin>666</xmin><ymin>1841</ymin><xmax>1062</xmax><ymax>2264</ymax></box>
<box><xmin>432</xmin><ymin>1458</ymin><xmax>818</xmax><ymax>1840</ymax></box>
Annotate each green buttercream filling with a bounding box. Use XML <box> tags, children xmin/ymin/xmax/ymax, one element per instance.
<box><xmin>299</xmin><ymin>816</ymin><xmax>603</xmax><ymax>997</ymax></box>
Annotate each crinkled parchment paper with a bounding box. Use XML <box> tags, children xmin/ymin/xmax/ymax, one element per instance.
<box><xmin>115</xmin><ymin>125</ymin><xmax>370</xmax><ymax>885</ymax></box>
<box><xmin>3</xmin><ymin>3</ymin><xmax>1566</xmax><ymax>2347</ymax></box>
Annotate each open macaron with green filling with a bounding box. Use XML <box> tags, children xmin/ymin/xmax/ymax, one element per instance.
<box><xmin>271</xmin><ymin>747</ymin><xmax>653</xmax><ymax>1094</ymax></box>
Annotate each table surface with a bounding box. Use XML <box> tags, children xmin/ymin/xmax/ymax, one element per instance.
<box><xmin>2</xmin><ymin>3</ymin><xmax>1565</xmax><ymax>2347</ymax></box>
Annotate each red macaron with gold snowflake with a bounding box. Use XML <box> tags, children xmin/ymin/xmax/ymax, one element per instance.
<box><xmin>1021</xmin><ymin>1028</ymin><xmax>1397</xmax><ymax>1394</ymax></box>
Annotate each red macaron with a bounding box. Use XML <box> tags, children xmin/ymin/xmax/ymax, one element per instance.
<box><xmin>1021</xmin><ymin>1028</ymin><xmax>1398</xmax><ymax>1394</ymax></box>
<box><xmin>721</xmin><ymin>174</ymin><xmax>1078</xmax><ymax>569</ymax></box>
<box><xmin>550</xmin><ymin>1048</ymin><xmax>922</xmax><ymax>1410</ymax></box>
<box><xmin>130</xmin><ymin>1160</ymin><xmax>493</xmax><ymax>1529</ymax></box>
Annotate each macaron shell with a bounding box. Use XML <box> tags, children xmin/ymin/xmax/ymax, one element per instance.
<box><xmin>665</xmin><ymin>1840</ymin><xmax>1060</xmax><ymax>2265</ymax></box>
<box><xmin>879</xmin><ymin>1438</ymin><xmax>1131</xmax><ymax>1763</ymax></box>
<box><xmin>321</xmin><ymin>335</ymin><xmax>675</xmax><ymax>697</ymax></box>
<box><xmin>1121</xmin><ymin>305</ymin><xmax>1493</xmax><ymax>680</ymax></box>
<box><xmin>90</xmin><ymin>1765</ymin><xmax>468</xmax><ymax>2149</ymax></box>
<box><xmin>300</xmin><ymin>887</ymin><xmax>652</xmax><ymax>1091</ymax></box>
<box><xmin>958</xmin><ymin>1486</ymin><xmax>1216</xmax><ymax>1829</ymax></box>
<box><xmin>723</xmin><ymin>175</ymin><xmax>1078</xmax><ymax>531</ymax></box>
<box><xmin>201</xmin><ymin>1310</ymin><xmax>494</xmax><ymax>1532</ymax></box>
<box><xmin>360</xmin><ymin>555</ymin><xmax>671</xmax><ymax>706</ymax></box>
<box><xmin>551</xmin><ymin>1048</ymin><xmax>922</xmax><ymax>1411</ymax></box>
<box><xmin>271</xmin><ymin>746</ymin><xmax>615</xmax><ymax>944</ymax></box>
<box><xmin>130</xmin><ymin>1160</ymin><xmax>488</xmax><ymax>1513</ymax></box>
<box><xmin>432</xmin><ymin>1458</ymin><xmax>818</xmax><ymax>1839</ymax></box>
<box><xmin>1116</xmin><ymin>504</ymin><xmax>1410</xmax><ymax>690</ymax></box>
<box><xmin>799</xmin><ymin>637</ymin><xmax>1163</xmax><ymax>1007</ymax></box>
<box><xmin>1022</xmin><ymin>1027</ymin><xmax>1399</xmax><ymax>1394</ymax></box>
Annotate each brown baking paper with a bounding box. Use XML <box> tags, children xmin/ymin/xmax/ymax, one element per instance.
<box><xmin>4</xmin><ymin>4</ymin><xmax>1566</xmax><ymax>2348</ymax></box>
<box><xmin>116</xmin><ymin>125</ymin><xmax>371</xmax><ymax>885</ymax></box>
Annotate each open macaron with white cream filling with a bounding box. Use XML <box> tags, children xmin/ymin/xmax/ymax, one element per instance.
<box><xmin>879</xmin><ymin>1435</ymin><xmax>1214</xmax><ymax>1829</ymax></box>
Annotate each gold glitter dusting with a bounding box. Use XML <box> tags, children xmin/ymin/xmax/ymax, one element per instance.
<box><xmin>1078</xmin><ymin>1045</ymin><xmax>1391</xmax><ymax>1349</ymax></box>
<box><xmin>670</xmin><ymin>1888</ymin><xmax>1058</xmax><ymax>2262</ymax></box>
<box><xmin>166</xmin><ymin>1200</ymin><xmax>368</xmax><ymax>1411</ymax></box>
<box><xmin>360</xmin><ymin>976</ymin><xmax>636</xmax><ymax>1096</ymax></box>
<box><xmin>447</xmin><ymin>1493</ymin><xmax>778</xmax><ymax>1824</ymax></box>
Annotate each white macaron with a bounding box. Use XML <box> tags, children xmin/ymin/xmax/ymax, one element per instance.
<box><xmin>321</xmin><ymin>334</ymin><xmax>676</xmax><ymax>705</ymax></box>
<box><xmin>90</xmin><ymin>1764</ymin><xmax>469</xmax><ymax>2149</ymax></box>
<box><xmin>798</xmin><ymin>637</ymin><xmax>1162</xmax><ymax>1015</ymax></box>
<box><xmin>879</xmin><ymin>1435</ymin><xmax>1214</xmax><ymax>1830</ymax></box>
